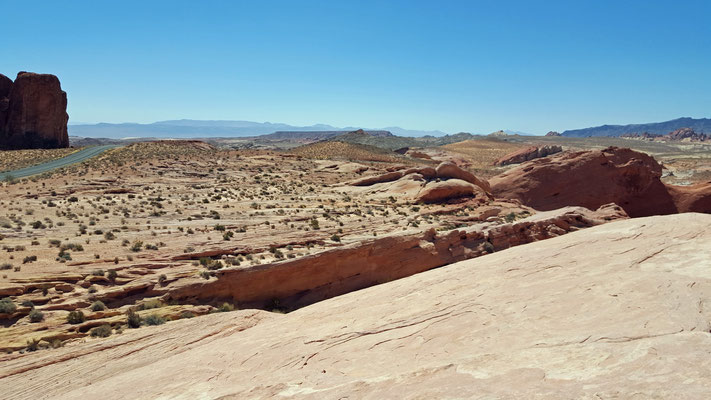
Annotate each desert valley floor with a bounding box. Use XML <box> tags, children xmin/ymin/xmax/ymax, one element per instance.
<box><xmin>1</xmin><ymin>136</ymin><xmax>710</xmax><ymax>399</ymax></box>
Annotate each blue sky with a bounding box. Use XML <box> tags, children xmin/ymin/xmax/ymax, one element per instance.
<box><xmin>1</xmin><ymin>0</ymin><xmax>709</xmax><ymax>134</ymax></box>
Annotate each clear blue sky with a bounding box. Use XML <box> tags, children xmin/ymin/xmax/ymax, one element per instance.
<box><xmin>1</xmin><ymin>0</ymin><xmax>709</xmax><ymax>134</ymax></box>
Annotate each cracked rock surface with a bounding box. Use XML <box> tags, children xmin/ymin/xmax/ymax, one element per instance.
<box><xmin>1</xmin><ymin>213</ymin><xmax>710</xmax><ymax>399</ymax></box>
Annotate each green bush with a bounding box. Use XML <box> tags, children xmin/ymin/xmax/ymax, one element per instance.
<box><xmin>66</xmin><ymin>310</ymin><xmax>85</xmax><ymax>324</ymax></box>
<box><xmin>126</xmin><ymin>309</ymin><xmax>141</xmax><ymax>328</ymax></box>
<box><xmin>0</xmin><ymin>298</ymin><xmax>17</xmax><ymax>314</ymax></box>
<box><xmin>143</xmin><ymin>314</ymin><xmax>166</xmax><ymax>326</ymax></box>
<box><xmin>107</xmin><ymin>269</ymin><xmax>118</xmax><ymax>282</ymax></box>
<box><xmin>90</xmin><ymin>324</ymin><xmax>112</xmax><ymax>338</ymax></box>
<box><xmin>130</xmin><ymin>241</ymin><xmax>143</xmax><ymax>252</ymax></box>
<box><xmin>28</xmin><ymin>309</ymin><xmax>44</xmax><ymax>323</ymax></box>
<box><xmin>90</xmin><ymin>301</ymin><xmax>106</xmax><ymax>312</ymax></box>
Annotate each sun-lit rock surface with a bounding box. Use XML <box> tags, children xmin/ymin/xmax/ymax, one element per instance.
<box><xmin>2</xmin><ymin>213</ymin><xmax>709</xmax><ymax>399</ymax></box>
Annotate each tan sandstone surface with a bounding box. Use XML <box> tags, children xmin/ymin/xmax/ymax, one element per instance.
<box><xmin>1</xmin><ymin>212</ymin><xmax>710</xmax><ymax>399</ymax></box>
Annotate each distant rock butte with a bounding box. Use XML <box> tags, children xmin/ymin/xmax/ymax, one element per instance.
<box><xmin>621</xmin><ymin>127</ymin><xmax>708</xmax><ymax>142</ymax></box>
<box><xmin>0</xmin><ymin>72</ymin><xmax>69</xmax><ymax>149</ymax></box>
<box><xmin>494</xmin><ymin>145</ymin><xmax>562</xmax><ymax>166</ymax></box>
<box><xmin>2</xmin><ymin>213</ymin><xmax>709</xmax><ymax>399</ymax></box>
<box><xmin>490</xmin><ymin>146</ymin><xmax>711</xmax><ymax>217</ymax></box>
<box><xmin>545</xmin><ymin>131</ymin><xmax>561</xmax><ymax>136</ymax></box>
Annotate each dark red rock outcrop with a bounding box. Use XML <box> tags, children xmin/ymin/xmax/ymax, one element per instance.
<box><xmin>666</xmin><ymin>182</ymin><xmax>711</xmax><ymax>214</ymax></box>
<box><xmin>0</xmin><ymin>72</ymin><xmax>69</xmax><ymax>149</ymax></box>
<box><xmin>494</xmin><ymin>145</ymin><xmax>562</xmax><ymax>166</ymax></box>
<box><xmin>490</xmin><ymin>147</ymin><xmax>678</xmax><ymax>217</ymax></box>
<box><xmin>490</xmin><ymin>147</ymin><xmax>711</xmax><ymax>217</ymax></box>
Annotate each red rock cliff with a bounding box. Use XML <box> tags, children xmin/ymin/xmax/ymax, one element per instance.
<box><xmin>0</xmin><ymin>72</ymin><xmax>69</xmax><ymax>149</ymax></box>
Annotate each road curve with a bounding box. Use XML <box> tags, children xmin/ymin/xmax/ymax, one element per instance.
<box><xmin>0</xmin><ymin>145</ymin><xmax>120</xmax><ymax>180</ymax></box>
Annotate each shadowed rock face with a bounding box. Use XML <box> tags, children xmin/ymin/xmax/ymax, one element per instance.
<box><xmin>0</xmin><ymin>72</ymin><xmax>69</xmax><ymax>149</ymax></box>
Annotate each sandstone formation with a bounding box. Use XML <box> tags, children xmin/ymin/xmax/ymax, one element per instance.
<box><xmin>667</xmin><ymin>127</ymin><xmax>708</xmax><ymax>141</ymax></box>
<box><xmin>2</xmin><ymin>213</ymin><xmax>709</xmax><ymax>399</ymax></box>
<box><xmin>162</xmin><ymin>205</ymin><xmax>626</xmax><ymax>310</ymax></box>
<box><xmin>666</xmin><ymin>181</ymin><xmax>711</xmax><ymax>214</ymax></box>
<box><xmin>348</xmin><ymin>161</ymin><xmax>492</xmax><ymax>203</ymax></box>
<box><xmin>0</xmin><ymin>72</ymin><xmax>69</xmax><ymax>149</ymax></box>
<box><xmin>414</xmin><ymin>179</ymin><xmax>482</xmax><ymax>203</ymax></box>
<box><xmin>494</xmin><ymin>145</ymin><xmax>562</xmax><ymax>166</ymax></box>
<box><xmin>491</xmin><ymin>146</ymin><xmax>711</xmax><ymax>217</ymax></box>
<box><xmin>545</xmin><ymin>131</ymin><xmax>561</xmax><ymax>136</ymax></box>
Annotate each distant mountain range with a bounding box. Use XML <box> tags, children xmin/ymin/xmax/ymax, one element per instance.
<box><xmin>68</xmin><ymin>120</ymin><xmax>448</xmax><ymax>139</ymax></box>
<box><xmin>562</xmin><ymin>117</ymin><xmax>711</xmax><ymax>137</ymax></box>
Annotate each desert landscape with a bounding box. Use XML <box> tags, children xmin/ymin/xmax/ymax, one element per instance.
<box><xmin>2</xmin><ymin>1</ymin><xmax>711</xmax><ymax>399</ymax></box>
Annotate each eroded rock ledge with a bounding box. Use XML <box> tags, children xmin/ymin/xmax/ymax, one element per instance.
<box><xmin>162</xmin><ymin>204</ymin><xmax>627</xmax><ymax>310</ymax></box>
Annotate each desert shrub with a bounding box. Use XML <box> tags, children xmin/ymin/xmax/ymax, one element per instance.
<box><xmin>91</xmin><ymin>269</ymin><xmax>105</xmax><ymax>276</ymax></box>
<box><xmin>139</xmin><ymin>299</ymin><xmax>163</xmax><ymax>310</ymax></box>
<box><xmin>504</xmin><ymin>212</ymin><xmax>516</xmax><ymax>223</ymax></box>
<box><xmin>28</xmin><ymin>309</ymin><xmax>44</xmax><ymax>322</ymax></box>
<box><xmin>23</xmin><ymin>255</ymin><xmax>37</xmax><ymax>264</ymax></box>
<box><xmin>66</xmin><ymin>310</ymin><xmax>85</xmax><ymax>324</ymax></box>
<box><xmin>158</xmin><ymin>274</ymin><xmax>167</xmax><ymax>285</ymax></box>
<box><xmin>0</xmin><ymin>298</ymin><xmax>17</xmax><ymax>314</ymax></box>
<box><xmin>179</xmin><ymin>311</ymin><xmax>195</xmax><ymax>319</ymax></box>
<box><xmin>126</xmin><ymin>309</ymin><xmax>141</xmax><ymax>328</ymax></box>
<box><xmin>217</xmin><ymin>302</ymin><xmax>235</xmax><ymax>312</ymax></box>
<box><xmin>0</xmin><ymin>263</ymin><xmax>12</xmax><ymax>270</ymax></box>
<box><xmin>25</xmin><ymin>339</ymin><xmax>40</xmax><ymax>352</ymax></box>
<box><xmin>143</xmin><ymin>314</ymin><xmax>166</xmax><ymax>326</ymax></box>
<box><xmin>90</xmin><ymin>301</ymin><xmax>106</xmax><ymax>311</ymax></box>
<box><xmin>330</xmin><ymin>234</ymin><xmax>341</xmax><ymax>242</ymax></box>
<box><xmin>90</xmin><ymin>324</ymin><xmax>112</xmax><ymax>338</ymax></box>
<box><xmin>130</xmin><ymin>241</ymin><xmax>143</xmax><ymax>252</ymax></box>
<box><xmin>107</xmin><ymin>269</ymin><xmax>118</xmax><ymax>282</ymax></box>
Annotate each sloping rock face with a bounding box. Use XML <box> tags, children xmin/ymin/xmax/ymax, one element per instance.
<box><xmin>0</xmin><ymin>72</ymin><xmax>69</xmax><ymax>149</ymax></box>
<box><xmin>667</xmin><ymin>182</ymin><xmax>711</xmax><ymax>214</ymax></box>
<box><xmin>491</xmin><ymin>147</ymin><xmax>680</xmax><ymax>217</ymax></box>
<box><xmin>161</xmin><ymin>205</ymin><xmax>626</xmax><ymax>310</ymax></box>
<box><xmin>2</xmin><ymin>213</ymin><xmax>710</xmax><ymax>399</ymax></box>
<box><xmin>494</xmin><ymin>145</ymin><xmax>562</xmax><ymax>166</ymax></box>
<box><xmin>415</xmin><ymin>179</ymin><xmax>482</xmax><ymax>203</ymax></box>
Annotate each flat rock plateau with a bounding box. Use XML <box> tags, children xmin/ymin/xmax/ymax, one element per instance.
<box><xmin>1</xmin><ymin>213</ymin><xmax>709</xmax><ymax>399</ymax></box>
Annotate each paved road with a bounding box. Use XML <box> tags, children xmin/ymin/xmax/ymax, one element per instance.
<box><xmin>0</xmin><ymin>145</ymin><xmax>120</xmax><ymax>180</ymax></box>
